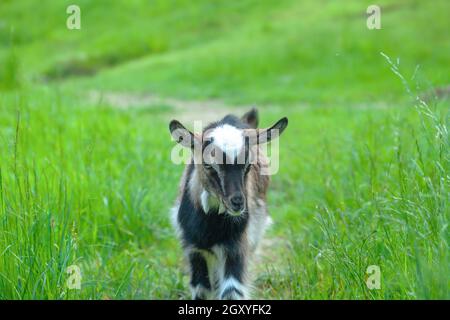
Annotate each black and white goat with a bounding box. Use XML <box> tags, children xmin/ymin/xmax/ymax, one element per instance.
<box><xmin>169</xmin><ymin>109</ymin><xmax>288</xmax><ymax>300</ymax></box>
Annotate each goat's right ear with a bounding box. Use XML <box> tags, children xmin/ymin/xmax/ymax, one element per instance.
<box><xmin>169</xmin><ymin>120</ymin><xmax>200</xmax><ymax>148</ymax></box>
<box><xmin>241</xmin><ymin>108</ymin><xmax>259</xmax><ymax>128</ymax></box>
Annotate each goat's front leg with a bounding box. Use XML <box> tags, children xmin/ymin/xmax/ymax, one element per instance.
<box><xmin>188</xmin><ymin>251</ymin><xmax>211</xmax><ymax>299</ymax></box>
<box><xmin>219</xmin><ymin>247</ymin><xmax>248</xmax><ymax>300</ymax></box>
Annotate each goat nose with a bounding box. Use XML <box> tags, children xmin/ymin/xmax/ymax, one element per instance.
<box><xmin>230</xmin><ymin>194</ymin><xmax>244</xmax><ymax>210</ymax></box>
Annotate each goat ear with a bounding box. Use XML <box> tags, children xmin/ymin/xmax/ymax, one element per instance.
<box><xmin>169</xmin><ymin>120</ymin><xmax>200</xmax><ymax>148</ymax></box>
<box><xmin>241</xmin><ymin>108</ymin><xmax>259</xmax><ymax>128</ymax></box>
<box><xmin>254</xmin><ymin>117</ymin><xmax>288</xmax><ymax>144</ymax></box>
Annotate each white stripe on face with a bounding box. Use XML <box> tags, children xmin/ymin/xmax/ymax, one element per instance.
<box><xmin>209</xmin><ymin>125</ymin><xmax>244</xmax><ymax>162</ymax></box>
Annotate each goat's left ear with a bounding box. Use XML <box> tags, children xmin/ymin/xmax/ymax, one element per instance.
<box><xmin>241</xmin><ymin>108</ymin><xmax>259</xmax><ymax>128</ymax></box>
<box><xmin>253</xmin><ymin>117</ymin><xmax>288</xmax><ymax>144</ymax></box>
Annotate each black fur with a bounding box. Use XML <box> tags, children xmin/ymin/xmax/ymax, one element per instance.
<box><xmin>177</xmin><ymin>165</ymin><xmax>249</xmax><ymax>250</ymax></box>
<box><xmin>203</xmin><ymin>114</ymin><xmax>251</xmax><ymax>132</ymax></box>
<box><xmin>223</xmin><ymin>248</ymin><xmax>244</xmax><ymax>282</ymax></box>
<box><xmin>189</xmin><ymin>251</ymin><xmax>210</xmax><ymax>299</ymax></box>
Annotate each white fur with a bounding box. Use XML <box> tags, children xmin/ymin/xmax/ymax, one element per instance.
<box><xmin>205</xmin><ymin>245</ymin><xmax>225</xmax><ymax>297</ymax></box>
<box><xmin>219</xmin><ymin>277</ymin><xmax>248</xmax><ymax>299</ymax></box>
<box><xmin>247</xmin><ymin>199</ymin><xmax>273</xmax><ymax>251</ymax></box>
<box><xmin>201</xmin><ymin>189</ymin><xmax>226</xmax><ymax>214</ymax></box>
<box><xmin>170</xmin><ymin>204</ymin><xmax>181</xmax><ymax>237</ymax></box>
<box><xmin>200</xmin><ymin>246</ymin><xmax>250</xmax><ymax>299</ymax></box>
<box><xmin>209</xmin><ymin>124</ymin><xmax>244</xmax><ymax>160</ymax></box>
<box><xmin>187</xmin><ymin>246</ymin><xmax>224</xmax><ymax>299</ymax></box>
<box><xmin>190</xmin><ymin>283</ymin><xmax>211</xmax><ymax>300</ymax></box>
<box><xmin>200</xmin><ymin>190</ymin><xmax>210</xmax><ymax>213</ymax></box>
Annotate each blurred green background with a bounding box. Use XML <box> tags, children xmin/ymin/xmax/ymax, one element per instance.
<box><xmin>0</xmin><ymin>0</ymin><xmax>448</xmax><ymax>299</ymax></box>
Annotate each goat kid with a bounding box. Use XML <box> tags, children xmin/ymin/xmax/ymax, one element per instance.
<box><xmin>169</xmin><ymin>109</ymin><xmax>288</xmax><ymax>300</ymax></box>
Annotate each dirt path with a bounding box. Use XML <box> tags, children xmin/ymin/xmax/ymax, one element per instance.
<box><xmin>88</xmin><ymin>90</ymin><xmax>256</xmax><ymax>123</ymax></box>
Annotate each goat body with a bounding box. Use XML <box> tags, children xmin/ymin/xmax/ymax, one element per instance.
<box><xmin>169</xmin><ymin>110</ymin><xmax>287</xmax><ymax>299</ymax></box>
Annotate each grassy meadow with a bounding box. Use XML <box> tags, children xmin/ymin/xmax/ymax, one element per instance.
<box><xmin>0</xmin><ymin>0</ymin><xmax>448</xmax><ymax>299</ymax></box>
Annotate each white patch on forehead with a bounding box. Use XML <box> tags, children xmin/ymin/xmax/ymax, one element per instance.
<box><xmin>209</xmin><ymin>124</ymin><xmax>244</xmax><ymax>160</ymax></box>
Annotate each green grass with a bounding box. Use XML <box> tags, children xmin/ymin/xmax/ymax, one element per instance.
<box><xmin>0</xmin><ymin>0</ymin><xmax>448</xmax><ymax>299</ymax></box>
<box><xmin>83</xmin><ymin>0</ymin><xmax>449</xmax><ymax>105</ymax></box>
